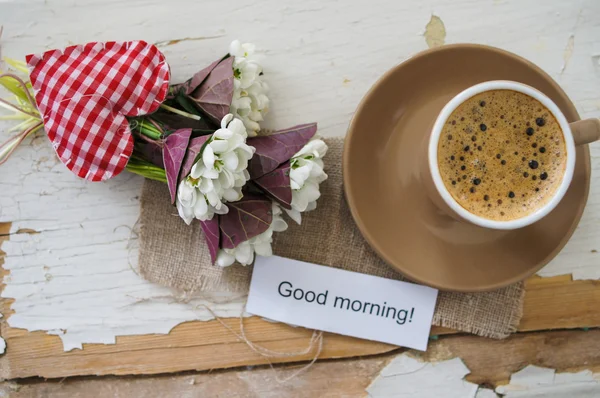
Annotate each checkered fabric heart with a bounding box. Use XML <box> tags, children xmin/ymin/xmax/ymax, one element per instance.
<box><xmin>26</xmin><ymin>41</ymin><xmax>170</xmax><ymax>181</ymax></box>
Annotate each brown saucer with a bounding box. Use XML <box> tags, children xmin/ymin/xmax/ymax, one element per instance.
<box><xmin>343</xmin><ymin>44</ymin><xmax>591</xmax><ymax>292</ymax></box>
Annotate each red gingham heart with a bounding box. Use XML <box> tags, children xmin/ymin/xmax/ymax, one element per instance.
<box><xmin>26</xmin><ymin>41</ymin><xmax>170</xmax><ymax>181</ymax></box>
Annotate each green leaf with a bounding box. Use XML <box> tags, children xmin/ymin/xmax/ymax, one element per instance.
<box><xmin>175</xmin><ymin>92</ymin><xmax>203</xmax><ymax>116</ymax></box>
<box><xmin>192</xmin><ymin>135</ymin><xmax>212</xmax><ymax>166</ymax></box>
<box><xmin>130</xmin><ymin>117</ymin><xmax>163</xmax><ymax>140</ymax></box>
<box><xmin>0</xmin><ymin>75</ymin><xmax>29</xmax><ymax>103</ymax></box>
<box><xmin>126</xmin><ymin>157</ymin><xmax>167</xmax><ymax>182</ymax></box>
<box><xmin>178</xmin><ymin>135</ymin><xmax>212</xmax><ymax>181</ymax></box>
<box><xmin>4</xmin><ymin>58</ymin><xmax>29</xmax><ymax>74</ymax></box>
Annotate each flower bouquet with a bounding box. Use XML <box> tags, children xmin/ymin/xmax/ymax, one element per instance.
<box><xmin>0</xmin><ymin>39</ymin><xmax>328</xmax><ymax>266</ymax></box>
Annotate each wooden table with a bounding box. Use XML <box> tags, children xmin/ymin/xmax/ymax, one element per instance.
<box><xmin>1</xmin><ymin>0</ymin><xmax>599</xmax><ymax>396</ymax></box>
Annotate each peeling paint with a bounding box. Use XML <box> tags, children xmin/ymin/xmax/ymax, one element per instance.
<box><xmin>0</xmin><ymin>0</ymin><xmax>598</xmax><ymax>357</ymax></box>
<box><xmin>0</xmin><ymin>136</ymin><xmax>248</xmax><ymax>351</ymax></box>
<box><xmin>424</xmin><ymin>15</ymin><xmax>446</xmax><ymax>48</ymax></box>
<box><xmin>369</xmin><ymin>355</ymin><xmax>600</xmax><ymax>397</ymax></box>
<box><xmin>560</xmin><ymin>35</ymin><xmax>574</xmax><ymax>74</ymax></box>
<box><xmin>367</xmin><ymin>354</ymin><xmax>479</xmax><ymax>397</ymax></box>
<box><xmin>0</xmin><ymin>337</ymin><xmax>5</xmax><ymax>355</ymax></box>
<box><xmin>496</xmin><ymin>365</ymin><xmax>600</xmax><ymax>397</ymax></box>
<box><xmin>537</xmin><ymin>257</ymin><xmax>600</xmax><ymax>280</ymax></box>
<box><xmin>14</xmin><ymin>228</ymin><xmax>39</xmax><ymax>235</ymax></box>
<box><xmin>476</xmin><ymin>389</ymin><xmax>499</xmax><ymax>398</ymax></box>
<box><xmin>154</xmin><ymin>34</ymin><xmax>226</xmax><ymax>48</ymax></box>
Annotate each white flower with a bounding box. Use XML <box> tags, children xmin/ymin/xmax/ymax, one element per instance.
<box><xmin>216</xmin><ymin>203</ymin><xmax>288</xmax><ymax>266</ymax></box>
<box><xmin>229</xmin><ymin>41</ymin><xmax>256</xmax><ymax>63</ymax></box>
<box><xmin>229</xmin><ymin>40</ymin><xmax>269</xmax><ymax>136</ymax></box>
<box><xmin>284</xmin><ymin>139</ymin><xmax>328</xmax><ymax>224</ymax></box>
<box><xmin>176</xmin><ymin>114</ymin><xmax>255</xmax><ymax>224</ymax></box>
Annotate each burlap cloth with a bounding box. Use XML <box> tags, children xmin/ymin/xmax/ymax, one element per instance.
<box><xmin>139</xmin><ymin>138</ymin><xmax>524</xmax><ymax>339</ymax></box>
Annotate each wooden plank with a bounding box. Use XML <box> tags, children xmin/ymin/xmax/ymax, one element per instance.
<box><xmin>421</xmin><ymin>329</ymin><xmax>600</xmax><ymax>387</ymax></box>
<box><xmin>519</xmin><ymin>275</ymin><xmax>600</xmax><ymax>331</ymax></box>
<box><xmin>0</xmin><ymin>320</ymin><xmax>393</xmax><ymax>379</ymax></box>
<box><xmin>1</xmin><ymin>273</ymin><xmax>599</xmax><ymax>379</ymax></box>
<box><xmin>1</xmin><ymin>0</ymin><xmax>598</xmax><ymax>384</ymax></box>
<box><xmin>2</xmin><ymin>0</ymin><xmax>599</xmax><ymax>356</ymax></box>
<box><xmin>2</xmin><ymin>329</ymin><xmax>599</xmax><ymax>396</ymax></box>
<box><xmin>2</xmin><ymin>221</ymin><xmax>599</xmax><ymax>379</ymax></box>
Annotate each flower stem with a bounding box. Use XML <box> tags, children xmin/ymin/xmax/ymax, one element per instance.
<box><xmin>4</xmin><ymin>58</ymin><xmax>30</xmax><ymax>75</ymax></box>
<box><xmin>0</xmin><ymin>98</ymin><xmax>39</xmax><ymax>118</ymax></box>
<box><xmin>159</xmin><ymin>103</ymin><xmax>201</xmax><ymax>120</ymax></box>
<box><xmin>0</xmin><ymin>73</ymin><xmax>38</xmax><ymax>108</ymax></box>
<box><xmin>0</xmin><ymin>114</ymin><xmax>30</xmax><ymax>120</ymax></box>
<box><xmin>125</xmin><ymin>157</ymin><xmax>167</xmax><ymax>183</ymax></box>
<box><xmin>9</xmin><ymin>117</ymin><xmax>38</xmax><ymax>133</ymax></box>
<box><xmin>0</xmin><ymin>68</ymin><xmax>44</xmax><ymax>166</ymax></box>
<box><xmin>0</xmin><ymin>122</ymin><xmax>44</xmax><ymax>165</ymax></box>
<box><xmin>134</xmin><ymin>119</ymin><xmax>162</xmax><ymax>140</ymax></box>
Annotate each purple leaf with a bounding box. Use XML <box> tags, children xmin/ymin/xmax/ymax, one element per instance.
<box><xmin>246</xmin><ymin>123</ymin><xmax>317</xmax><ymax>179</ymax></box>
<box><xmin>219</xmin><ymin>194</ymin><xmax>272</xmax><ymax>249</ymax></box>
<box><xmin>200</xmin><ymin>218</ymin><xmax>220</xmax><ymax>264</ymax></box>
<box><xmin>190</xmin><ymin>57</ymin><xmax>234</xmax><ymax>125</ymax></box>
<box><xmin>135</xmin><ymin>139</ymin><xmax>164</xmax><ymax>168</ymax></box>
<box><xmin>170</xmin><ymin>57</ymin><xmax>222</xmax><ymax>96</ymax></box>
<box><xmin>254</xmin><ymin>162</ymin><xmax>292</xmax><ymax>209</ymax></box>
<box><xmin>179</xmin><ymin>135</ymin><xmax>211</xmax><ymax>181</ymax></box>
<box><xmin>163</xmin><ymin>128</ymin><xmax>192</xmax><ymax>203</ymax></box>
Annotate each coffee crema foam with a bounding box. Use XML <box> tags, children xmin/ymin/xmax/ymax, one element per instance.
<box><xmin>437</xmin><ymin>90</ymin><xmax>567</xmax><ymax>221</ymax></box>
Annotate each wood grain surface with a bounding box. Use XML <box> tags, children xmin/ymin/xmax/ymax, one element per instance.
<box><xmin>1</xmin><ymin>0</ymin><xmax>599</xmax><ymax>394</ymax></box>
<box><xmin>1</xmin><ymin>0</ymin><xmax>598</xmax><ymax>353</ymax></box>
<box><xmin>1</xmin><ymin>273</ymin><xmax>599</xmax><ymax>379</ymax></box>
<box><xmin>2</xmin><ymin>329</ymin><xmax>599</xmax><ymax>397</ymax></box>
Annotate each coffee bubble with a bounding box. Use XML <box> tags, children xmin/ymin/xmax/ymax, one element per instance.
<box><xmin>438</xmin><ymin>90</ymin><xmax>567</xmax><ymax>221</ymax></box>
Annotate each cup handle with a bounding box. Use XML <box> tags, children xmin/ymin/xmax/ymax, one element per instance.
<box><xmin>570</xmin><ymin>118</ymin><xmax>600</xmax><ymax>146</ymax></box>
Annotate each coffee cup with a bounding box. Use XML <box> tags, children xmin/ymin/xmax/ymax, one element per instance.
<box><xmin>424</xmin><ymin>80</ymin><xmax>600</xmax><ymax>230</ymax></box>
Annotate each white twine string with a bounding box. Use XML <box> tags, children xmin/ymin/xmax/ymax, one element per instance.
<box><xmin>124</xmin><ymin>292</ymin><xmax>324</xmax><ymax>382</ymax></box>
<box><xmin>197</xmin><ymin>303</ymin><xmax>324</xmax><ymax>383</ymax></box>
<box><xmin>126</xmin><ymin>218</ymin><xmax>323</xmax><ymax>382</ymax></box>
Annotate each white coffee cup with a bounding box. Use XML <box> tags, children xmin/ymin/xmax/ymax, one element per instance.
<box><xmin>425</xmin><ymin>80</ymin><xmax>599</xmax><ymax>230</ymax></box>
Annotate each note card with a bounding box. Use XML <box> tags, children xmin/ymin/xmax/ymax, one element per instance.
<box><xmin>246</xmin><ymin>256</ymin><xmax>439</xmax><ymax>351</ymax></box>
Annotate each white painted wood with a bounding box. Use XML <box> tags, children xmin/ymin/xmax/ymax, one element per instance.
<box><xmin>496</xmin><ymin>366</ymin><xmax>600</xmax><ymax>397</ymax></box>
<box><xmin>475</xmin><ymin>389</ymin><xmax>499</xmax><ymax>398</ymax></box>
<box><xmin>0</xmin><ymin>0</ymin><xmax>598</xmax><ymax>354</ymax></box>
<box><xmin>0</xmin><ymin>124</ymin><xmax>248</xmax><ymax>351</ymax></box>
<box><xmin>367</xmin><ymin>356</ymin><xmax>600</xmax><ymax>398</ymax></box>
<box><xmin>366</xmin><ymin>354</ymin><xmax>480</xmax><ymax>397</ymax></box>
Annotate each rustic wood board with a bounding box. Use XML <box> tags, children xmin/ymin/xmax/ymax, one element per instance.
<box><xmin>0</xmin><ymin>0</ymin><xmax>599</xmax><ymax>389</ymax></box>
<box><xmin>2</xmin><ymin>328</ymin><xmax>600</xmax><ymax>397</ymax></box>
<box><xmin>1</xmin><ymin>273</ymin><xmax>599</xmax><ymax>379</ymax></box>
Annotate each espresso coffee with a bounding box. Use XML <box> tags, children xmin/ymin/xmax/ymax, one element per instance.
<box><xmin>437</xmin><ymin>90</ymin><xmax>567</xmax><ymax>221</ymax></box>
